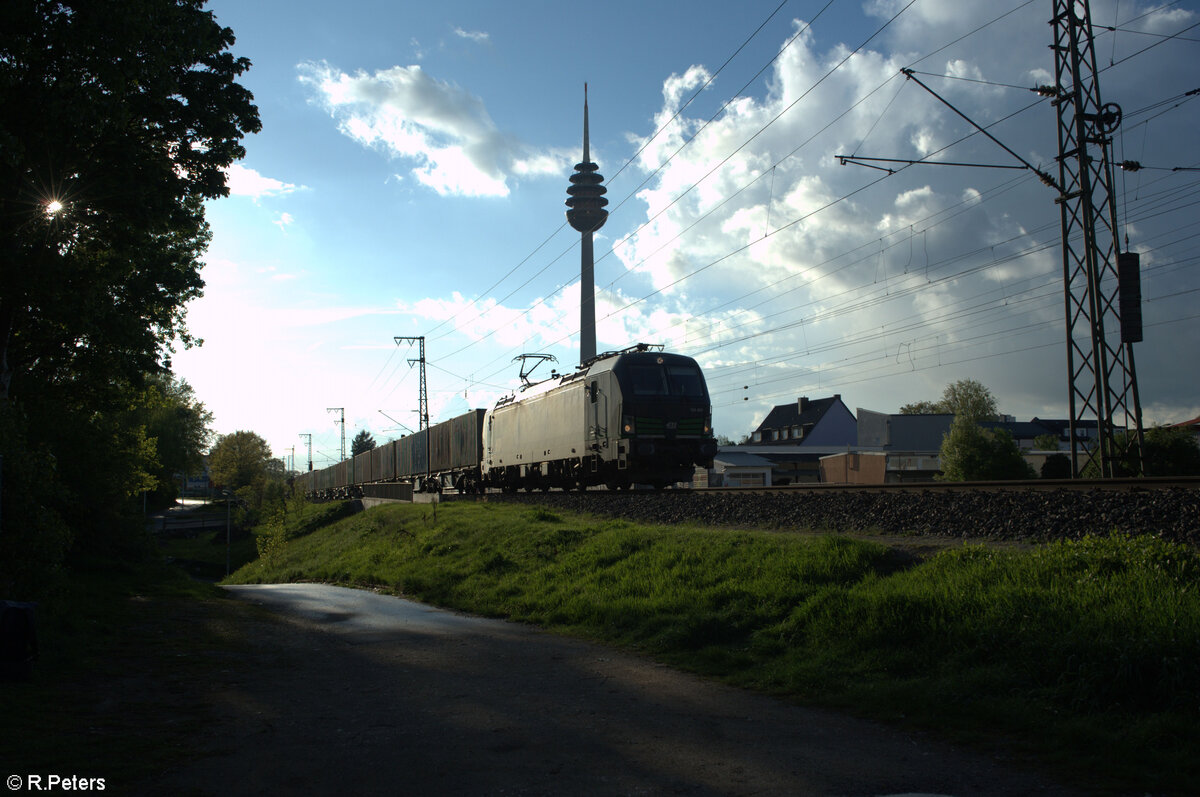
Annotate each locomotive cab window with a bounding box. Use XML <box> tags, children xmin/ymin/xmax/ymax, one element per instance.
<box><xmin>666</xmin><ymin>365</ymin><xmax>705</xmax><ymax>398</ymax></box>
<box><xmin>628</xmin><ymin>362</ymin><xmax>707</xmax><ymax>398</ymax></box>
<box><xmin>629</xmin><ymin>365</ymin><xmax>668</xmax><ymax>396</ymax></box>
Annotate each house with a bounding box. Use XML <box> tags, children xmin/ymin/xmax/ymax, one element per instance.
<box><xmin>979</xmin><ymin>419</ymin><xmax>1059</xmax><ymax>449</ymax></box>
<box><xmin>1030</xmin><ymin>417</ymin><xmax>1106</xmax><ymax>448</ymax></box>
<box><xmin>732</xmin><ymin>395</ymin><xmax>858</xmax><ymax>484</ymax></box>
<box><xmin>819</xmin><ymin>451</ymin><xmax>888</xmax><ymax>484</ymax></box>
<box><xmin>707</xmin><ymin>450</ymin><xmax>775</xmax><ymax>488</ymax></box>
<box><xmin>857</xmin><ymin>409</ymin><xmax>952</xmax><ymax>451</ymax></box>
<box><xmin>750</xmin><ymin>395</ymin><xmax>857</xmax><ymax>446</ymax></box>
<box><xmin>833</xmin><ymin>410</ymin><xmax>1061</xmax><ymax>484</ymax></box>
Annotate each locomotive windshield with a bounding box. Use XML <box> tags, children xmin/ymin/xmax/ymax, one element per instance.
<box><xmin>627</xmin><ymin>363</ymin><xmax>707</xmax><ymax>398</ymax></box>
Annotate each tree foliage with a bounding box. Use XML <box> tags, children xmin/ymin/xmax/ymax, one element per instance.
<box><xmin>1142</xmin><ymin>426</ymin><xmax>1200</xmax><ymax>477</ymax></box>
<box><xmin>208</xmin><ymin>431</ymin><xmax>274</xmax><ymax>492</ymax></box>
<box><xmin>900</xmin><ymin>379</ymin><xmax>999</xmax><ymax>422</ymax></box>
<box><xmin>142</xmin><ymin>374</ymin><xmax>214</xmax><ymax>503</ymax></box>
<box><xmin>0</xmin><ymin>0</ymin><xmax>260</xmax><ymax>398</ymax></box>
<box><xmin>351</xmin><ymin>430</ymin><xmax>376</xmax><ymax>457</ymax></box>
<box><xmin>898</xmin><ymin>399</ymin><xmax>943</xmax><ymax>415</ymax></box>
<box><xmin>1033</xmin><ymin>433</ymin><xmax>1061</xmax><ymax>451</ymax></box>
<box><xmin>1085</xmin><ymin>425</ymin><xmax>1200</xmax><ymax>478</ymax></box>
<box><xmin>0</xmin><ymin>1</ymin><xmax>259</xmax><ymax>582</ymax></box>
<box><xmin>938</xmin><ymin>416</ymin><xmax>1036</xmax><ymax>482</ymax></box>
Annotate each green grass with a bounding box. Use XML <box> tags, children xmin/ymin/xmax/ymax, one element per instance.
<box><xmin>156</xmin><ymin>498</ymin><xmax>355</xmax><ymax>580</ymax></box>
<box><xmin>227</xmin><ymin>499</ymin><xmax>1200</xmax><ymax>794</ymax></box>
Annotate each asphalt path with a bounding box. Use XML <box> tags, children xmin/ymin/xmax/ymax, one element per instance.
<box><xmin>145</xmin><ymin>583</ymin><xmax>1080</xmax><ymax>796</ymax></box>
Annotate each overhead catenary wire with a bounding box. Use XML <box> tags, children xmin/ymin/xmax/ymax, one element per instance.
<box><xmin>391</xmin><ymin>1</ymin><xmax>1199</xmax><ymax>413</ymax></box>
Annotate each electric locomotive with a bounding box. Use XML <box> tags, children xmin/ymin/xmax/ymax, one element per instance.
<box><xmin>482</xmin><ymin>344</ymin><xmax>717</xmax><ymax>490</ymax></box>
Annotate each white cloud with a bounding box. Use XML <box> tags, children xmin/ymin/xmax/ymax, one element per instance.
<box><xmin>225</xmin><ymin>164</ymin><xmax>301</xmax><ymax>200</ymax></box>
<box><xmin>578</xmin><ymin>2</ymin><xmax>1199</xmax><ymax>426</ymax></box>
<box><xmin>298</xmin><ymin>61</ymin><xmax>568</xmax><ymax>197</ymax></box>
<box><xmin>453</xmin><ymin>27</ymin><xmax>489</xmax><ymax>43</ymax></box>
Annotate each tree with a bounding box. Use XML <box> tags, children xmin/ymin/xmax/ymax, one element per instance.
<box><xmin>937</xmin><ymin>416</ymin><xmax>1035</xmax><ymax>481</ymax></box>
<box><xmin>1142</xmin><ymin>426</ymin><xmax>1200</xmax><ymax>477</ymax></box>
<box><xmin>0</xmin><ymin>0</ymin><xmax>261</xmax><ymax>399</ymax></box>
<box><xmin>1041</xmin><ymin>453</ymin><xmax>1072</xmax><ymax>479</ymax></box>
<box><xmin>942</xmin><ymin>379</ymin><xmax>999</xmax><ymax>422</ymax></box>
<box><xmin>1033</xmin><ymin>433</ymin><xmax>1061</xmax><ymax>451</ymax></box>
<box><xmin>0</xmin><ymin>0</ymin><xmax>259</xmax><ymax>567</ymax></box>
<box><xmin>142</xmin><ymin>374</ymin><xmax>214</xmax><ymax>503</ymax></box>
<box><xmin>208</xmin><ymin>431</ymin><xmax>274</xmax><ymax>492</ymax></box>
<box><xmin>900</xmin><ymin>379</ymin><xmax>999</xmax><ymax>422</ymax></box>
<box><xmin>899</xmin><ymin>400</ymin><xmax>943</xmax><ymax>415</ymax></box>
<box><xmin>1086</xmin><ymin>425</ymin><xmax>1200</xmax><ymax>478</ymax></box>
<box><xmin>351</xmin><ymin>430</ymin><xmax>377</xmax><ymax>457</ymax></box>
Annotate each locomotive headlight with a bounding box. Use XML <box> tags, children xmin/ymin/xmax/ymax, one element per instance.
<box><xmin>622</xmin><ymin>415</ymin><xmax>635</xmax><ymax>435</ymax></box>
<box><xmin>704</xmin><ymin>416</ymin><xmax>712</xmax><ymax>435</ymax></box>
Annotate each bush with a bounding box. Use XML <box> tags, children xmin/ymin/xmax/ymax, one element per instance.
<box><xmin>938</xmin><ymin>417</ymin><xmax>1036</xmax><ymax>481</ymax></box>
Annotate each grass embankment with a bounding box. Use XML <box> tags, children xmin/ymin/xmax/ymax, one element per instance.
<box><xmin>226</xmin><ymin>499</ymin><xmax>1200</xmax><ymax>794</ymax></box>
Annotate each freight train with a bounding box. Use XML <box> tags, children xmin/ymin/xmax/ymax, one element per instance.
<box><xmin>292</xmin><ymin>344</ymin><xmax>718</xmax><ymax>497</ymax></box>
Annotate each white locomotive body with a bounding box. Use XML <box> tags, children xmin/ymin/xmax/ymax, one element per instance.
<box><xmin>483</xmin><ymin>345</ymin><xmax>717</xmax><ymax>490</ymax></box>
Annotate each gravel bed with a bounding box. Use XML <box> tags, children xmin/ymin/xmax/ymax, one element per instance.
<box><xmin>493</xmin><ymin>487</ymin><xmax>1200</xmax><ymax>546</ymax></box>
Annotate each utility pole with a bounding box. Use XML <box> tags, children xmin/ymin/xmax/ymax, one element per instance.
<box><xmin>327</xmin><ymin>407</ymin><xmax>346</xmax><ymax>461</ymax></box>
<box><xmin>393</xmin><ymin>336</ymin><xmax>430</xmax><ymax>487</ymax></box>
<box><xmin>299</xmin><ymin>433</ymin><xmax>312</xmax><ymax>472</ymax></box>
<box><xmin>1051</xmin><ymin>0</ymin><xmax>1144</xmax><ymax>476</ymax></box>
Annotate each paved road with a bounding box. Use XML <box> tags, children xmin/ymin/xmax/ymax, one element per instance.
<box><xmin>142</xmin><ymin>584</ymin><xmax>1078</xmax><ymax>796</ymax></box>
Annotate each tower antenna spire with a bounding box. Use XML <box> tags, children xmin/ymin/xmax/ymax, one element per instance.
<box><xmin>583</xmin><ymin>82</ymin><xmax>590</xmax><ymax>164</ymax></box>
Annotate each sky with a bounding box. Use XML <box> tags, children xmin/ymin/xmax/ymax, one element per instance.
<box><xmin>175</xmin><ymin>0</ymin><xmax>1200</xmax><ymax>469</ymax></box>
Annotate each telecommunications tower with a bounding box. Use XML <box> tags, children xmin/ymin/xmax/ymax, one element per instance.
<box><xmin>565</xmin><ymin>84</ymin><xmax>609</xmax><ymax>365</ymax></box>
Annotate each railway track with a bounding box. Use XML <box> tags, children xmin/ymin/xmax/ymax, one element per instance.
<box><xmin>489</xmin><ymin>477</ymin><xmax>1200</xmax><ymax>546</ymax></box>
<box><xmin>697</xmin><ymin>475</ymin><xmax>1200</xmax><ymax>494</ymax></box>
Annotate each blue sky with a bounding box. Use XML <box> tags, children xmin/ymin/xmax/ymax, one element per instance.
<box><xmin>176</xmin><ymin>0</ymin><xmax>1200</xmax><ymax>468</ymax></box>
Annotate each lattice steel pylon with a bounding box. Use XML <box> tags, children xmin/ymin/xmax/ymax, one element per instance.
<box><xmin>394</xmin><ymin>335</ymin><xmax>430</xmax><ymax>484</ymax></box>
<box><xmin>1051</xmin><ymin>0</ymin><xmax>1144</xmax><ymax>477</ymax></box>
<box><xmin>327</xmin><ymin>407</ymin><xmax>345</xmax><ymax>462</ymax></box>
